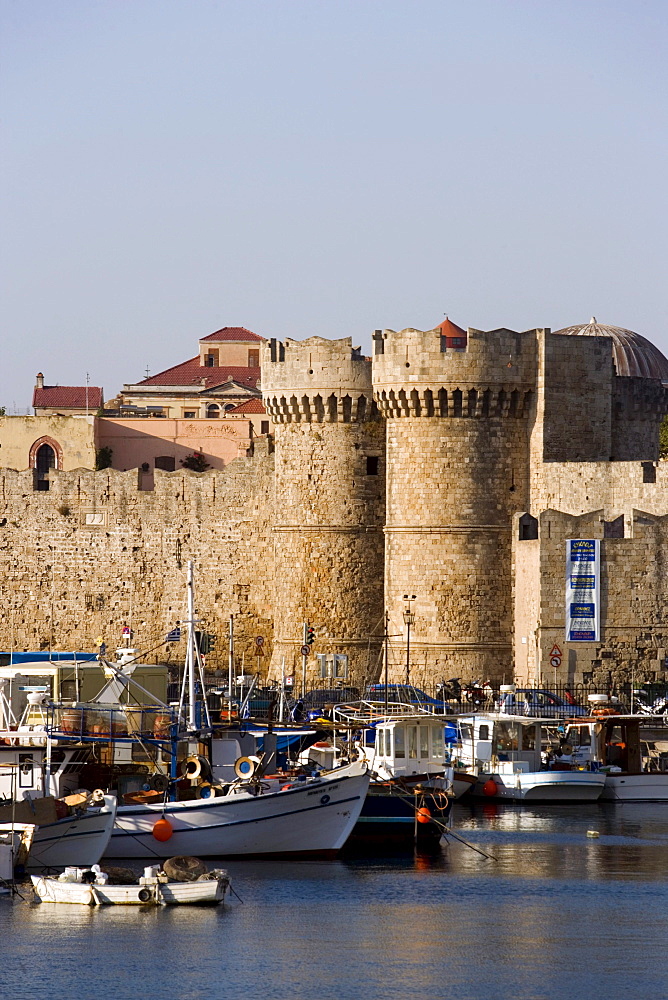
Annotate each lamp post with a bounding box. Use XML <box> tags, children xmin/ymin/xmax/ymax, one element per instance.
<box><xmin>403</xmin><ymin>595</ymin><xmax>416</xmax><ymax>686</ymax></box>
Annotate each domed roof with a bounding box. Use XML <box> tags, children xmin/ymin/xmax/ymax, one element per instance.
<box><xmin>553</xmin><ymin>317</ymin><xmax>668</xmax><ymax>380</ymax></box>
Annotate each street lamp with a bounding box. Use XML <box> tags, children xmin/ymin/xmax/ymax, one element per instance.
<box><xmin>403</xmin><ymin>595</ymin><xmax>416</xmax><ymax>686</ymax></box>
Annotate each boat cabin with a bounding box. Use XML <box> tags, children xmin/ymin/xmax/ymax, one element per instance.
<box><xmin>457</xmin><ymin>715</ymin><xmax>544</xmax><ymax>774</ymax></box>
<box><xmin>564</xmin><ymin>717</ymin><xmax>644</xmax><ymax>773</ymax></box>
<box><xmin>371</xmin><ymin>718</ymin><xmax>448</xmax><ymax>779</ymax></box>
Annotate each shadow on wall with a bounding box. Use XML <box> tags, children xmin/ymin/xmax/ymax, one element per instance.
<box><xmin>96</xmin><ymin>419</ymin><xmax>253</xmax><ymax>475</ymax></box>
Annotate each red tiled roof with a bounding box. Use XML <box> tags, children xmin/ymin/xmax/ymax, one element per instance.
<box><xmin>226</xmin><ymin>398</ymin><xmax>266</xmax><ymax>414</ymax></box>
<box><xmin>199</xmin><ymin>327</ymin><xmax>265</xmax><ymax>343</ymax></box>
<box><xmin>136</xmin><ymin>357</ymin><xmax>261</xmax><ymax>388</ymax></box>
<box><xmin>33</xmin><ymin>385</ymin><xmax>103</xmax><ymax>409</ymax></box>
<box><xmin>435</xmin><ymin>317</ymin><xmax>467</xmax><ymax>339</ymax></box>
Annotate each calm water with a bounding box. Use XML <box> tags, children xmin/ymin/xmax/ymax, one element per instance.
<box><xmin>3</xmin><ymin>801</ymin><xmax>668</xmax><ymax>1000</ymax></box>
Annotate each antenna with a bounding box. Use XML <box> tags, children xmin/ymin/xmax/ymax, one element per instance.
<box><xmin>85</xmin><ymin>372</ymin><xmax>90</xmax><ymax>417</ymax></box>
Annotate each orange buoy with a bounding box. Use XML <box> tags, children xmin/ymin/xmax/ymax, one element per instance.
<box><xmin>416</xmin><ymin>807</ymin><xmax>432</xmax><ymax>824</ymax></box>
<box><xmin>152</xmin><ymin>817</ymin><xmax>173</xmax><ymax>842</ymax></box>
<box><xmin>483</xmin><ymin>779</ymin><xmax>498</xmax><ymax>797</ymax></box>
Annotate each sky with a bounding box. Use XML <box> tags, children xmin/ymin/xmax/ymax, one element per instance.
<box><xmin>2</xmin><ymin>0</ymin><xmax>667</xmax><ymax>411</ymax></box>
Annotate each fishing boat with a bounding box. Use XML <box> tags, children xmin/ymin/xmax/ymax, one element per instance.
<box><xmin>563</xmin><ymin>710</ymin><xmax>668</xmax><ymax>801</ymax></box>
<box><xmin>31</xmin><ymin>858</ymin><xmax>230</xmax><ymax>906</ymax></box>
<box><xmin>457</xmin><ymin>714</ymin><xmax>606</xmax><ymax>801</ymax></box>
<box><xmin>0</xmin><ymin>735</ymin><xmax>118</xmax><ymax>869</ymax></box>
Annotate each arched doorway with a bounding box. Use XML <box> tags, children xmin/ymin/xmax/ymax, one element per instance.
<box><xmin>206</xmin><ymin>404</ymin><xmax>220</xmax><ymax>418</ymax></box>
<box><xmin>36</xmin><ymin>443</ymin><xmax>55</xmax><ymax>477</ymax></box>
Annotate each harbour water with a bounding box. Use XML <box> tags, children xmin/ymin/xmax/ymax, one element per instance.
<box><xmin>4</xmin><ymin>801</ymin><xmax>668</xmax><ymax>1000</ymax></box>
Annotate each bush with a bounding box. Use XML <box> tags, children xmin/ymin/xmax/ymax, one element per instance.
<box><xmin>95</xmin><ymin>446</ymin><xmax>113</xmax><ymax>470</ymax></box>
<box><xmin>180</xmin><ymin>451</ymin><xmax>210</xmax><ymax>472</ymax></box>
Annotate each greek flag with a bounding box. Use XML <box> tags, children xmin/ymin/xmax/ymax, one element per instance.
<box><xmin>166</xmin><ymin>627</ymin><xmax>181</xmax><ymax>642</ymax></box>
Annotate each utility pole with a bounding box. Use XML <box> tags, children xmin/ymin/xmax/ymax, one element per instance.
<box><xmin>403</xmin><ymin>595</ymin><xmax>416</xmax><ymax>686</ymax></box>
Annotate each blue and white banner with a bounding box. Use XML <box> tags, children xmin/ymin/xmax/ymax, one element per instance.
<box><xmin>565</xmin><ymin>539</ymin><xmax>600</xmax><ymax>641</ymax></box>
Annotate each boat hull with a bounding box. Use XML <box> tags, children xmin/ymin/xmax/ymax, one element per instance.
<box><xmin>106</xmin><ymin>761</ymin><xmax>370</xmax><ymax>859</ymax></box>
<box><xmin>345</xmin><ymin>783</ymin><xmax>449</xmax><ymax>849</ymax></box>
<box><xmin>31</xmin><ymin>875</ymin><xmax>228</xmax><ymax>906</ymax></box>
<box><xmin>25</xmin><ymin>796</ymin><xmax>118</xmax><ymax>870</ymax></box>
<box><xmin>474</xmin><ymin>770</ymin><xmax>606</xmax><ymax>802</ymax></box>
<box><xmin>601</xmin><ymin>773</ymin><xmax>668</xmax><ymax>802</ymax></box>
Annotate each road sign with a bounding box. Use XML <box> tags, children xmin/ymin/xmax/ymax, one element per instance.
<box><xmin>255</xmin><ymin>636</ymin><xmax>264</xmax><ymax>647</ymax></box>
<box><xmin>550</xmin><ymin>644</ymin><xmax>562</xmax><ymax>657</ymax></box>
<box><xmin>300</xmin><ymin>645</ymin><xmax>310</xmax><ymax>656</ymax></box>
<box><xmin>550</xmin><ymin>656</ymin><xmax>561</xmax><ymax>668</ymax></box>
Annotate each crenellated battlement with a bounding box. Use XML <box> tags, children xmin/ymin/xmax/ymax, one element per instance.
<box><xmin>262</xmin><ymin>336</ymin><xmax>377</xmax><ymax>424</ymax></box>
<box><xmin>375</xmin><ymin>384</ymin><xmax>533</xmax><ymax>419</ymax></box>
<box><xmin>372</xmin><ymin>325</ymin><xmax>540</xmax><ymax>399</ymax></box>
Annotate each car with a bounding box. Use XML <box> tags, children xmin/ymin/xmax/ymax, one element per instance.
<box><xmin>297</xmin><ymin>687</ymin><xmax>361</xmax><ymax>720</ymax></box>
<box><xmin>495</xmin><ymin>688</ymin><xmax>587</xmax><ymax>718</ymax></box>
<box><xmin>365</xmin><ymin>684</ymin><xmax>452</xmax><ymax>714</ymax></box>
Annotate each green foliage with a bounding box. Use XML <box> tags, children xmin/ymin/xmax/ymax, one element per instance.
<box><xmin>95</xmin><ymin>446</ymin><xmax>113</xmax><ymax>470</ymax></box>
<box><xmin>660</xmin><ymin>415</ymin><xmax>668</xmax><ymax>460</ymax></box>
<box><xmin>0</xmin><ymin>407</ymin><xmax>5</xmax><ymax>416</ymax></box>
<box><xmin>180</xmin><ymin>451</ymin><xmax>210</xmax><ymax>472</ymax></box>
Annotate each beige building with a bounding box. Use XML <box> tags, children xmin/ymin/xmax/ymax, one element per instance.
<box><xmin>118</xmin><ymin>326</ymin><xmax>267</xmax><ymax>419</ymax></box>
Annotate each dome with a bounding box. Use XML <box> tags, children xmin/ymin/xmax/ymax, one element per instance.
<box><xmin>553</xmin><ymin>317</ymin><xmax>668</xmax><ymax>380</ymax></box>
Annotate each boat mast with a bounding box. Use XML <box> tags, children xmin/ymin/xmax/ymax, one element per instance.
<box><xmin>186</xmin><ymin>561</ymin><xmax>197</xmax><ymax>731</ymax></box>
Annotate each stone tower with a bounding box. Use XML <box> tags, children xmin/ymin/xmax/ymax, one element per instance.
<box><xmin>262</xmin><ymin>337</ymin><xmax>385</xmax><ymax>689</ymax></box>
<box><xmin>373</xmin><ymin>323</ymin><xmax>541</xmax><ymax>685</ymax></box>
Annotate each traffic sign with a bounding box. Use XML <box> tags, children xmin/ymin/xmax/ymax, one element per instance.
<box><xmin>550</xmin><ymin>644</ymin><xmax>562</xmax><ymax>657</ymax></box>
<box><xmin>550</xmin><ymin>656</ymin><xmax>561</xmax><ymax>668</ymax></box>
<box><xmin>300</xmin><ymin>645</ymin><xmax>310</xmax><ymax>656</ymax></box>
<box><xmin>255</xmin><ymin>636</ymin><xmax>264</xmax><ymax>647</ymax></box>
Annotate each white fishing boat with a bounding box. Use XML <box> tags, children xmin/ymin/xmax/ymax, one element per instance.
<box><xmin>31</xmin><ymin>859</ymin><xmax>229</xmax><ymax>906</ymax></box>
<box><xmin>457</xmin><ymin>714</ymin><xmax>606</xmax><ymax>802</ymax></box>
<box><xmin>564</xmin><ymin>712</ymin><xmax>668</xmax><ymax>802</ymax></box>
<box><xmin>107</xmin><ymin>758</ymin><xmax>369</xmax><ymax>858</ymax></box>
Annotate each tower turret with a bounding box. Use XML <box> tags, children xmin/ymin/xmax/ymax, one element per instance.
<box><xmin>262</xmin><ymin>337</ymin><xmax>385</xmax><ymax>689</ymax></box>
<box><xmin>373</xmin><ymin>324</ymin><xmax>539</xmax><ymax>684</ymax></box>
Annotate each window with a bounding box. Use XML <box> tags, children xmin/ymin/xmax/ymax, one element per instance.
<box><xmin>260</xmin><ymin>420</ymin><xmax>269</xmax><ymax>435</ymax></box>
<box><xmin>479</xmin><ymin>725</ymin><xmax>489</xmax><ymax>741</ymax></box>
<box><xmin>452</xmin><ymin>337</ymin><xmax>464</xmax><ymax>347</ymax></box>
<box><xmin>431</xmin><ymin>727</ymin><xmax>444</xmax><ymax>759</ymax></box>
<box><xmin>519</xmin><ymin>513</ymin><xmax>538</xmax><ymax>540</ymax></box>
<box><xmin>394</xmin><ymin>728</ymin><xmax>405</xmax><ymax>758</ymax></box>
<box><xmin>248</xmin><ymin>349</ymin><xmax>260</xmax><ymax>367</ymax></box>
<box><xmin>419</xmin><ymin>726</ymin><xmax>429</xmax><ymax>758</ymax></box>
<box><xmin>642</xmin><ymin>462</ymin><xmax>656</xmax><ymax>484</ymax></box>
<box><xmin>407</xmin><ymin>726</ymin><xmax>417</xmax><ymax>759</ymax></box>
<box><xmin>206</xmin><ymin>404</ymin><xmax>220</xmax><ymax>418</ymax></box>
<box><xmin>183</xmin><ymin>410</ymin><xmax>197</xmax><ymax>419</ymax></box>
<box><xmin>154</xmin><ymin>456</ymin><xmax>176</xmax><ymax>472</ymax></box>
<box><xmin>384</xmin><ymin>729</ymin><xmax>391</xmax><ymax>757</ymax></box>
<box><xmin>205</xmin><ymin>351</ymin><xmax>218</xmax><ymax>367</ymax></box>
<box><xmin>366</xmin><ymin>456</ymin><xmax>379</xmax><ymax>476</ymax></box>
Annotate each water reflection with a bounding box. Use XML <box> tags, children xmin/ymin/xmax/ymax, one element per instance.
<box><xmin>5</xmin><ymin>805</ymin><xmax>668</xmax><ymax>1000</ymax></box>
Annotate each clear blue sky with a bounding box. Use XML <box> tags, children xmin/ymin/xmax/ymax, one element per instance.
<box><xmin>2</xmin><ymin>0</ymin><xmax>666</xmax><ymax>411</ymax></box>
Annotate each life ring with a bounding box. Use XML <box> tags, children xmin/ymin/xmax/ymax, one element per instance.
<box><xmin>137</xmin><ymin>887</ymin><xmax>153</xmax><ymax>903</ymax></box>
<box><xmin>592</xmin><ymin>707</ymin><xmax>617</xmax><ymax>716</ymax></box>
<box><xmin>181</xmin><ymin>755</ymin><xmax>211</xmax><ymax>781</ymax></box>
<box><xmin>195</xmin><ymin>782</ymin><xmax>213</xmax><ymax>799</ymax></box>
<box><xmin>219</xmin><ymin>708</ymin><xmax>239</xmax><ymax>722</ymax></box>
<box><xmin>313</xmin><ymin>741</ymin><xmax>331</xmax><ymax>748</ymax></box>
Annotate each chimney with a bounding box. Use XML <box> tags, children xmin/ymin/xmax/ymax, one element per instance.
<box><xmin>36</xmin><ymin>373</ymin><xmax>44</xmax><ymax>389</ymax></box>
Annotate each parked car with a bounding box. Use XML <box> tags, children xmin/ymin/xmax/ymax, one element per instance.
<box><xmin>365</xmin><ymin>684</ymin><xmax>452</xmax><ymax>714</ymax></box>
<box><xmin>495</xmin><ymin>688</ymin><xmax>587</xmax><ymax>718</ymax></box>
<box><xmin>298</xmin><ymin>687</ymin><xmax>361</xmax><ymax>720</ymax></box>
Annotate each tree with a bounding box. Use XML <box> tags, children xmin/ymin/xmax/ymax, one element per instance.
<box><xmin>95</xmin><ymin>446</ymin><xmax>113</xmax><ymax>470</ymax></box>
<box><xmin>180</xmin><ymin>451</ymin><xmax>210</xmax><ymax>472</ymax></box>
<box><xmin>660</xmin><ymin>415</ymin><xmax>668</xmax><ymax>460</ymax></box>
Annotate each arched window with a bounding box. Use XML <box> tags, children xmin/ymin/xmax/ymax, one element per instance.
<box><xmin>29</xmin><ymin>436</ymin><xmax>63</xmax><ymax>491</ymax></box>
<box><xmin>36</xmin><ymin>444</ymin><xmax>55</xmax><ymax>477</ymax></box>
<box><xmin>206</xmin><ymin>404</ymin><xmax>220</xmax><ymax>418</ymax></box>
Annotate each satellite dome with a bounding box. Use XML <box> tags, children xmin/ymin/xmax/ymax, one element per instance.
<box><xmin>553</xmin><ymin>317</ymin><xmax>668</xmax><ymax>380</ymax></box>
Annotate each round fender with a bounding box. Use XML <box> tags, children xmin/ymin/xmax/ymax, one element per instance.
<box><xmin>163</xmin><ymin>856</ymin><xmax>208</xmax><ymax>882</ymax></box>
<box><xmin>137</xmin><ymin>888</ymin><xmax>153</xmax><ymax>903</ymax></box>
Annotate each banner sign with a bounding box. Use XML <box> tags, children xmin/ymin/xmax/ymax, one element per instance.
<box><xmin>566</xmin><ymin>539</ymin><xmax>600</xmax><ymax>641</ymax></box>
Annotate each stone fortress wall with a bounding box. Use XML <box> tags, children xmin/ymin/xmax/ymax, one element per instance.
<box><xmin>1</xmin><ymin>320</ymin><xmax>668</xmax><ymax>692</ymax></box>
